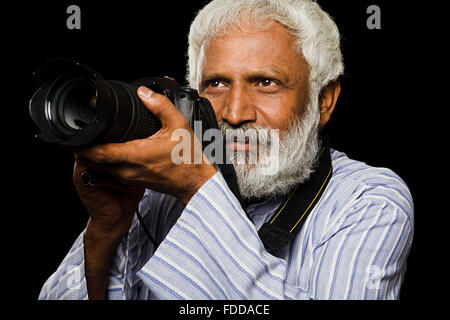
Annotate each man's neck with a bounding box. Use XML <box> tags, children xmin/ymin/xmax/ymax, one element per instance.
<box><xmin>243</xmin><ymin>193</ymin><xmax>286</xmax><ymax>209</ymax></box>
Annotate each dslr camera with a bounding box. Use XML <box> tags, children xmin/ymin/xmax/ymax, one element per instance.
<box><xmin>29</xmin><ymin>58</ymin><xmax>217</xmax><ymax>147</ymax></box>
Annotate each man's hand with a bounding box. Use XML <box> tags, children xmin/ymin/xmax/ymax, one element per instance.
<box><xmin>73</xmin><ymin>86</ymin><xmax>217</xmax><ymax>299</ymax></box>
<box><xmin>76</xmin><ymin>86</ymin><xmax>217</xmax><ymax>205</ymax></box>
<box><xmin>73</xmin><ymin>156</ymin><xmax>145</xmax><ymax>299</ymax></box>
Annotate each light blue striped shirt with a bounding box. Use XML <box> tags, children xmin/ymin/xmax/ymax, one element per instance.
<box><xmin>38</xmin><ymin>149</ymin><xmax>413</xmax><ymax>300</ymax></box>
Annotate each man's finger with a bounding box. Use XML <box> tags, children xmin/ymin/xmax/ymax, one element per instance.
<box><xmin>74</xmin><ymin>156</ymin><xmax>137</xmax><ymax>193</ymax></box>
<box><xmin>75</xmin><ymin>142</ymin><xmax>135</xmax><ymax>165</ymax></box>
<box><xmin>137</xmin><ymin>86</ymin><xmax>188</xmax><ymax>129</ymax></box>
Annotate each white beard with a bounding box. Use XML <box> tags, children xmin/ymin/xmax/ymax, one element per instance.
<box><xmin>219</xmin><ymin>97</ymin><xmax>321</xmax><ymax>200</ymax></box>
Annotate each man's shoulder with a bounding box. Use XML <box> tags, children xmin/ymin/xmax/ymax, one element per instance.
<box><xmin>329</xmin><ymin>149</ymin><xmax>413</xmax><ymax>217</ymax></box>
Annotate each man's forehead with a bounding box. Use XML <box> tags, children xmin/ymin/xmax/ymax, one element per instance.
<box><xmin>201</xmin><ymin>21</ymin><xmax>307</xmax><ymax>80</ymax></box>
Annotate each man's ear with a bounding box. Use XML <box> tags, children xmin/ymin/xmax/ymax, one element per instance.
<box><xmin>319</xmin><ymin>80</ymin><xmax>341</xmax><ymax>127</ymax></box>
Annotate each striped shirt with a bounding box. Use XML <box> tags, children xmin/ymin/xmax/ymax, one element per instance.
<box><xmin>38</xmin><ymin>149</ymin><xmax>414</xmax><ymax>300</ymax></box>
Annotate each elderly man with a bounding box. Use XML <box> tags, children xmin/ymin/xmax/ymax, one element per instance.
<box><xmin>39</xmin><ymin>0</ymin><xmax>413</xmax><ymax>300</ymax></box>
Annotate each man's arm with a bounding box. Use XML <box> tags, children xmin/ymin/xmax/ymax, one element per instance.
<box><xmin>83</xmin><ymin>219</ymin><xmax>128</xmax><ymax>300</ymax></box>
<box><xmin>136</xmin><ymin>171</ymin><xmax>413</xmax><ymax>300</ymax></box>
<box><xmin>38</xmin><ymin>188</ymin><xmax>185</xmax><ymax>300</ymax></box>
<box><xmin>38</xmin><ymin>227</ymin><xmax>136</xmax><ymax>300</ymax></box>
<box><xmin>39</xmin><ymin>86</ymin><xmax>216</xmax><ymax>300</ymax></box>
<box><xmin>136</xmin><ymin>172</ymin><xmax>312</xmax><ymax>299</ymax></box>
<box><xmin>308</xmin><ymin>196</ymin><xmax>413</xmax><ymax>299</ymax></box>
<box><xmin>38</xmin><ymin>231</ymin><xmax>88</xmax><ymax>300</ymax></box>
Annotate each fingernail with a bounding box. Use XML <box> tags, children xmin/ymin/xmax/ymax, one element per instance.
<box><xmin>137</xmin><ymin>86</ymin><xmax>153</xmax><ymax>100</ymax></box>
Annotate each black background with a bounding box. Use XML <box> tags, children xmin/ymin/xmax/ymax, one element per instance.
<box><xmin>10</xmin><ymin>0</ymin><xmax>432</xmax><ymax>306</ymax></box>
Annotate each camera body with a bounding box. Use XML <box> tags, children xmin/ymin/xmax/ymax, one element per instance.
<box><xmin>29</xmin><ymin>58</ymin><xmax>214</xmax><ymax>148</ymax></box>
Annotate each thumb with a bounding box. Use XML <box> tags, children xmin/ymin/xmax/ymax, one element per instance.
<box><xmin>137</xmin><ymin>86</ymin><xmax>187</xmax><ymax>129</ymax></box>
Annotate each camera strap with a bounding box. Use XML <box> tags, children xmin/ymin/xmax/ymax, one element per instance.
<box><xmin>197</xmin><ymin>96</ymin><xmax>332</xmax><ymax>255</ymax></box>
<box><xmin>258</xmin><ymin>133</ymin><xmax>332</xmax><ymax>254</ymax></box>
<box><xmin>196</xmin><ymin>96</ymin><xmax>246</xmax><ymax>208</ymax></box>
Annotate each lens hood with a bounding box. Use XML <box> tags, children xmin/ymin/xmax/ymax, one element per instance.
<box><xmin>29</xmin><ymin>58</ymin><xmax>118</xmax><ymax>147</ymax></box>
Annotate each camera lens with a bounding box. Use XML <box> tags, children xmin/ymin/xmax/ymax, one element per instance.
<box><xmin>51</xmin><ymin>78</ymin><xmax>97</xmax><ymax>133</ymax></box>
<box><xmin>30</xmin><ymin>59</ymin><xmax>181</xmax><ymax>147</ymax></box>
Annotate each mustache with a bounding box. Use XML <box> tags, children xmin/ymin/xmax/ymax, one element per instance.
<box><xmin>219</xmin><ymin>121</ymin><xmax>273</xmax><ymax>146</ymax></box>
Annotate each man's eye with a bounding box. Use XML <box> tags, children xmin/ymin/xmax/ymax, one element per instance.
<box><xmin>258</xmin><ymin>79</ymin><xmax>277</xmax><ymax>87</ymax></box>
<box><xmin>207</xmin><ymin>80</ymin><xmax>224</xmax><ymax>88</ymax></box>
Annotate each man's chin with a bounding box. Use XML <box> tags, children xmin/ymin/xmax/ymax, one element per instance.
<box><xmin>231</xmin><ymin>157</ymin><xmax>275</xmax><ymax>173</ymax></box>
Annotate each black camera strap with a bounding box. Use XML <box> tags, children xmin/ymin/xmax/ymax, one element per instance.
<box><xmin>258</xmin><ymin>133</ymin><xmax>333</xmax><ymax>254</ymax></box>
<box><xmin>196</xmin><ymin>96</ymin><xmax>246</xmax><ymax>208</ymax></box>
<box><xmin>197</xmin><ymin>97</ymin><xmax>332</xmax><ymax>254</ymax></box>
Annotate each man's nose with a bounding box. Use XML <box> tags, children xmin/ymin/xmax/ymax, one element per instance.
<box><xmin>221</xmin><ymin>85</ymin><xmax>256</xmax><ymax>126</ymax></box>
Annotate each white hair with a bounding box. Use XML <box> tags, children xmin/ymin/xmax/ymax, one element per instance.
<box><xmin>187</xmin><ymin>0</ymin><xmax>344</xmax><ymax>94</ymax></box>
